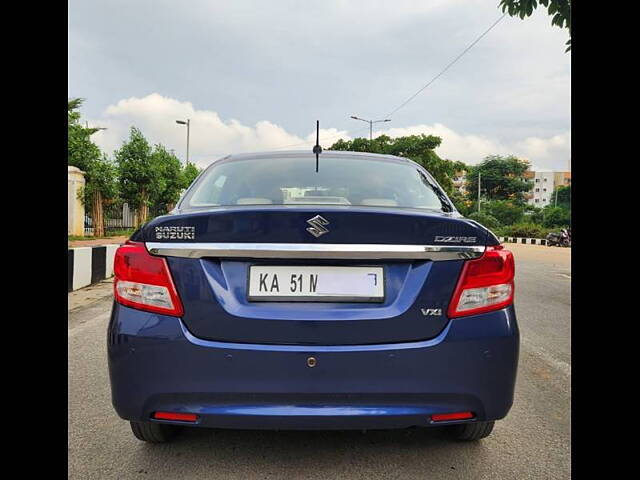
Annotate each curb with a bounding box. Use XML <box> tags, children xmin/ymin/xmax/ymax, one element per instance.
<box><xmin>68</xmin><ymin>244</ymin><xmax>119</xmax><ymax>292</ymax></box>
<box><xmin>498</xmin><ymin>236</ymin><xmax>547</xmax><ymax>246</ymax></box>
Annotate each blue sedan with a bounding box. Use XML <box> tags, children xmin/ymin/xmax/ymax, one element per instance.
<box><xmin>108</xmin><ymin>150</ymin><xmax>519</xmax><ymax>443</ymax></box>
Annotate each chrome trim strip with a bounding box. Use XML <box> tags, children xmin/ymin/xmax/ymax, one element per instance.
<box><xmin>145</xmin><ymin>242</ymin><xmax>485</xmax><ymax>261</ymax></box>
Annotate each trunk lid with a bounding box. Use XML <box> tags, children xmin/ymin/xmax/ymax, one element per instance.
<box><xmin>139</xmin><ymin>206</ymin><xmax>490</xmax><ymax>345</ymax></box>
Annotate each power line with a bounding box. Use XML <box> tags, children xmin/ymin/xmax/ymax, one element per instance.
<box><xmin>253</xmin><ymin>14</ymin><xmax>507</xmax><ymax>152</ymax></box>
<box><xmin>384</xmin><ymin>13</ymin><xmax>507</xmax><ymax>118</ymax></box>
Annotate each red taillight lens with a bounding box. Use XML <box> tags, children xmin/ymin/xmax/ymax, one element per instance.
<box><xmin>431</xmin><ymin>412</ymin><xmax>474</xmax><ymax>422</ymax></box>
<box><xmin>113</xmin><ymin>241</ymin><xmax>184</xmax><ymax>317</ymax></box>
<box><xmin>153</xmin><ymin>411</ymin><xmax>198</xmax><ymax>422</ymax></box>
<box><xmin>447</xmin><ymin>245</ymin><xmax>515</xmax><ymax>318</ymax></box>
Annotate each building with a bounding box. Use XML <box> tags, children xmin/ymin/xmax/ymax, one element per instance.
<box><xmin>526</xmin><ymin>170</ymin><xmax>571</xmax><ymax>207</ymax></box>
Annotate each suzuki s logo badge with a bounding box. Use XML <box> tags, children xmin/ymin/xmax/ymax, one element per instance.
<box><xmin>306</xmin><ymin>215</ymin><xmax>330</xmax><ymax>238</ymax></box>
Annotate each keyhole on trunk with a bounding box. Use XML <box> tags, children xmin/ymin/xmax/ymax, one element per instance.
<box><xmin>307</xmin><ymin>357</ymin><xmax>317</xmax><ymax>368</ymax></box>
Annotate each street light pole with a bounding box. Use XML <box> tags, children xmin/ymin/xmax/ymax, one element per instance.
<box><xmin>176</xmin><ymin>119</ymin><xmax>190</xmax><ymax>164</ymax></box>
<box><xmin>477</xmin><ymin>172</ymin><xmax>481</xmax><ymax>213</ymax></box>
<box><xmin>350</xmin><ymin>116</ymin><xmax>391</xmax><ymax>142</ymax></box>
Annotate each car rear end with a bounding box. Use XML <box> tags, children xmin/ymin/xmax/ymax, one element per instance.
<box><xmin>107</xmin><ymin>151</ymin><xmax>519</xmax><ymax>441</ymax></box>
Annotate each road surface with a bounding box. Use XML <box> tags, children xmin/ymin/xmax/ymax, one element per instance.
<box><xmin>68</xmin><ymin>243</ymin><xmax>570</xmax><ymax>479</ymax></box>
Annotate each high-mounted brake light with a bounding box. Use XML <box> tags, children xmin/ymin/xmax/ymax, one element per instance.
<box><xmin>447</xmin><ymin>245</ymin><xmax>514</xmax><ymax>318</ymax></box>
<box><xmin>113</xmin><ymin>241</ymin><xmax>184</xmax><ymax>317</ymax></box>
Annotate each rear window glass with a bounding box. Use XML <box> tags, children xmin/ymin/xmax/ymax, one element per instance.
<box><xmin>181</xmin><ymin>156</ymin><xmax>449</xmax><ymax>211</ymax></box>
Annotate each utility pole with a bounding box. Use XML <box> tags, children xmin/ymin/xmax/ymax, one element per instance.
<box><xmin>350</xmin><ymin>116</ymin><xmax>391</xmax><ymax>141</ymax></box>
<box><xmin>477</xmin><ymin>172</ymin><xmax>481</xmax><ymax>213</ymax></box>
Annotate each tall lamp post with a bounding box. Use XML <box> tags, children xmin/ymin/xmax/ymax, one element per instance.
<box><xmin>350</xmin><ymin>116</ymin><xmax>391</xmax><ymax>141</ymax></box>
<box><xmin>176</xmin><ymin>119</ymin><xmax>190</xmax><ymax>164</ymax></box>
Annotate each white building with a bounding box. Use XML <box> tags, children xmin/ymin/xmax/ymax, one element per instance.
<box><xmin>526</xmin><ymin>170</ymin><xmax>571</xmax><ymax>207</ymax></box>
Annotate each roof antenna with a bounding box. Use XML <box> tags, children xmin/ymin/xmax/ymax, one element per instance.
<box><xmin>312</xmin><ymin>120</ymin><xmax>322</xmax><ymax>172</ymax></box>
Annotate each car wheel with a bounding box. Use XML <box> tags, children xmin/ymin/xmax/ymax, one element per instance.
<box><xmin>448</xmin><ymin>421</ymin><xmax>495</xmax><ymax>441</ymax></box>
<box><xmin>130</xmin><ymin>421</ymin><xmax>182</xmax><ymax>443</ymax></box>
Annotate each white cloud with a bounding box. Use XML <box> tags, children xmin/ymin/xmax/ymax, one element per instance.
<box><xmin>89</xmin><ymin>94</ymin><xmax>569</xmax><ymax>172</ymax></box>
<box><xmin>375</xmin><ymin>124</ymin><xmax>570</xmax><ymax>171</ymax></box>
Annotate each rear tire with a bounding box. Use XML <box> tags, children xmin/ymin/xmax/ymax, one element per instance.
<box><xmin>130</xmin><ymin>421</ymin><xmax>182</xmax><ymax>443</ymax></box>
<box><xmin>448</xmin><ymin>421</ymin><xmax>495</xmax><ymax>441</ymax></box>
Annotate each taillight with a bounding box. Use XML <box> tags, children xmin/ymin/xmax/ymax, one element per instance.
<box><xmin>447</xmin><ymin>245</ymin><xmax>514</xmax><ymax>318</ymax></box>
<box><xmin>113</xmin><ymin>241</ymin><xmax>184</xmax><ymax>317</ymax></box>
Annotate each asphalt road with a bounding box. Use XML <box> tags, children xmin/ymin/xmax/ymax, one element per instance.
<box><xmin>68</xmin><ymin>244</ymin><xmax>570</xmax><ymax>479</ymax></box>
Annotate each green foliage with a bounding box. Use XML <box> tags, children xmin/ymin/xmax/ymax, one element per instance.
<box><xmin>483</xmin><ymin>200</ymin><xmax>524</xmax><ymax>226</ymax></box>
<box><xmin>68</xmin><ymin>99</ymin><xmax>118</xmax><ymax>206</ymax></box>
<box><xmin>449</xmin><ymin>190</ymin><xmax>474</xmax><ymax>216</ymax></box>
<box><xmin>149</xmin><ymin>145</ymin><xmax>184</xmax><ymax>209</ymax></box>
<box><xmin>68</xmin><ymin>98</ymin><xmax>102</xmax><ymax>172</ymax></box>
<box><xmin>467</xmin><ymin>212</ymin><xmax>501</xmax><ymax>231</ymax></box>
<box><xmin>494</xmin><ymin>222</ymin><xmax>555</xmax><ymax>239</ymax></box>
<box><xmin>182</xmin><ymin>161</ymin><xmax>201</xmax><ymax>189</ymax></box>
<box><xmin>330</xmin><ymin>134</ymin><xmax>467</xmax><ymax>194</ymax></box>
<box><xmin>541</xmin><ymin>205</ymin><xmax>570</xmax><ymax>227</ymax></box>
<box><xmin>553</xmin><ymin>185</ymin><xmax>571</xmax><ymax>209</ymax></box>
<box><xmin>499</xmin><ymin>0</ymin><xmax>571</xmax><ymax>51</ymax></box>
<box><xmin>466</xmin><ymin>155</ymin><xmax>532</xmax><ymax>203</ymax></box>
<box><xmin>115</xmin><ymin>127</ymin><xmax>156</xmax><ymax>210</ymax></box>
<box><xmin>82</xmin><ymin>154</ymin><xmax>119</xmax><ymax>205</ymax></box>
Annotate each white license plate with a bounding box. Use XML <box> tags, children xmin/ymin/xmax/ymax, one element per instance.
<box><xmin>248</xmin><ymin>266</ymin><xmax>384</xmax><ymax>302</ymax></box>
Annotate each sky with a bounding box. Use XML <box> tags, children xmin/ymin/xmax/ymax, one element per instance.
<box><xmin>68</xmin><ymin>0</ymin><xmax>571</xmax><ymax>171</ymax></box>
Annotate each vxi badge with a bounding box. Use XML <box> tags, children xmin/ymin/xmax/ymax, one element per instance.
<box><xmin>434</xmin><ymin>236</ymin><xmax>477</xmax><ymax>243</ymax></box>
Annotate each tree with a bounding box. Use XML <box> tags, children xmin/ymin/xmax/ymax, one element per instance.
<box><xmin>330</xmin><ymin>134</ymin><xmax>467</xmax><ymax>195</ymax></box>
<box><xmin>449</xmin><ymin>189</ymin><xmax>474</xmax><ymax>216</ymax></box>
<box><xmin>68</xmin><ymin>98</ymin><xmax>101</xmax><ymax>172</ymax></box>
<box><xmin>553</xmin><ymin>184</ymin><xmax>571</xmax><ymax>209</ymax></box>
<box><xmin>466</xmin><ymin>212</ymin><xmax>501</xmax><ymax>230</ymax></box>
<box><xmin>82</xmin><ymin>154</ymin><xmax>119</xmax><ymax>236</ymax></box>
<box><xmin>499</xmin><ymin>0</ymin><xmax>571</xmax><ymax>52</ymax></box>
<box><xmin>466</xmin><ymin>155</ymin><xmax>532</xmax><ymax>204</ymax></box>
<box><xmin>115</xmin><ymin>127</ymin><xmax>158</xmax><ymax>226</ymax></box>
<box><xmin>149</xmin><ymin>145</ymin><xmax>184</xmax><ymax>212</ymax></box>
<box><xmin>68</xmin><ymin>98</ymin><xmax>116</xmax><ymax>236</ymax></box>
<box><xmin>182</xmin><ymin>161</ymin><xmax>201</xmax><ymax>189</ymax></box>
<box><xmin>541</xmin><ymin>205</ymin><xmax>570</xmax><ymax>227</ymax></box>
<box><xmin>483</xmin><ymin>199</ymin><xmax>525</xmax><ymax>225</ymax></box>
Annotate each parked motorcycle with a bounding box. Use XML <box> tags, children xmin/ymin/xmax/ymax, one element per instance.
<box><xmin>546</xmin><ymin>228</ymin><xmax>571</xmax><ymax>247</ymax></box>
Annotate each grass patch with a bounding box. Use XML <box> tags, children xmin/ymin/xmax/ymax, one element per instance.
<box><xmin>68</xmin><ymin>229</ymin><xmax>134</xmax><ymax>242</ymax></box>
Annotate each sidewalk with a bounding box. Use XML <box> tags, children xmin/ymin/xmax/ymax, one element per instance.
<box><xmin>68</xmin><ymin>236</ymin><xmax>128</xmax><ymax>248</ymax></box>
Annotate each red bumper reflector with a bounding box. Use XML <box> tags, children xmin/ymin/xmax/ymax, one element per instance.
<box><xmin>153</xmin><ymin>411</ymin><xmax>198</xmax><ymax>422</ymax></box>
<box><xmin>431</xmin><ymin>412</ymin><xmax>474</xmax><ymax>422</ymax></box>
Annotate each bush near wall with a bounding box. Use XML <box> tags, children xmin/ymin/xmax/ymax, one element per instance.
<box><xmin>466</xmin><ymin>212</ymin><xmax>501</xmax><ymax>230</ymax></box>
<box><xmin>494</xmin><ymin>223</ymin><xmax>558</xmax><ymax>239</ymax></box>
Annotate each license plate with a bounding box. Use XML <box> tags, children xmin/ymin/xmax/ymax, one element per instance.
<box><xmin>248</xmin><ymin>266</ymin><xmax>384</xmax><ymax>302</ymax></box>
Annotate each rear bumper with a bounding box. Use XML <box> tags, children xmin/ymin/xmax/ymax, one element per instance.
<box><xmin>107</xmin><ymin>303</ymin><xmax>519</xmax><ymax>430</ymax></box>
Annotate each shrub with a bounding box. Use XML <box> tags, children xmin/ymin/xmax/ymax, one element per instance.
<box><xmin>541</xmin><ymin>206</ymin><xmax>570</xmax><ymax>228</ymax></box>
<box><xmin>494</xmin><ymin>223</ymin><xmax>556</xmax><ymax>239</ymax></box>
<box><xmin>466</xmin><ymin>212</ymin><xmax>501</xmax><ymax>230</ymax></box>
<box><xmin>483</xmin><ymin>200</ymin><xmax>525</xmax><ymax>225</ymax></box>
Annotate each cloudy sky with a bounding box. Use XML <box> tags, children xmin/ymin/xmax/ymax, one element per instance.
<box><xmin>68</xmin><ymin>0</ymin><xmax>571</xmax><ymax>171</ymax></box>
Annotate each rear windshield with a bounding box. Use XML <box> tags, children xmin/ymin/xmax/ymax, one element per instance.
<box><xmin>181</xmin><ymin>156</ymin><xmax>451</xmax><ymax>211</ymax></box>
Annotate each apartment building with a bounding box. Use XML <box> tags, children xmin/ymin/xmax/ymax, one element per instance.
<box><xmin>526</xmin><ymin>170</ymin><xmax>571</xmax><ymax>206</ymax></box>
